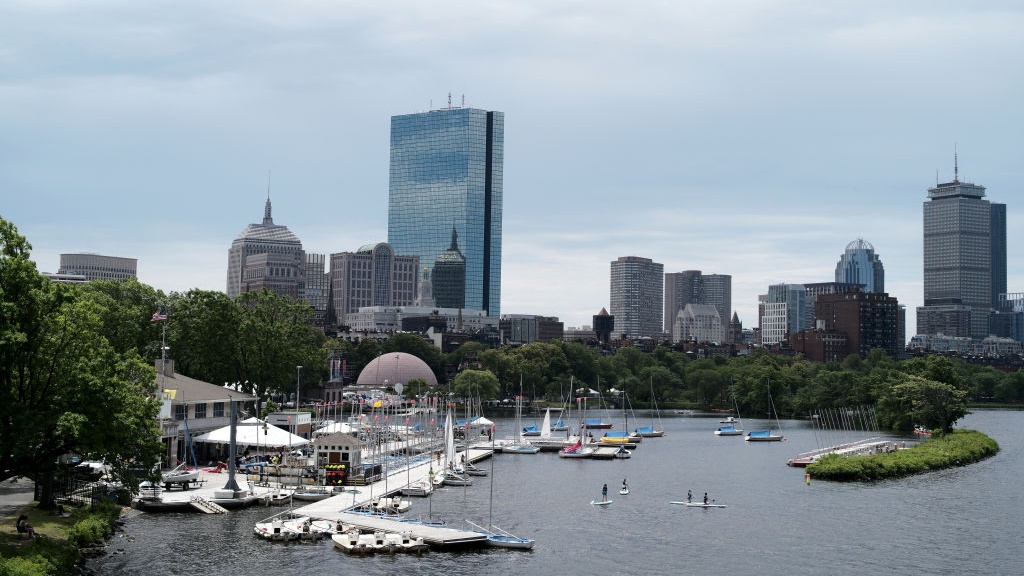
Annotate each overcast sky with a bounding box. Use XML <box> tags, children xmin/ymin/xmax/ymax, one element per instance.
<box><xmin>3</xmin><ymin>1</ymin><xmax>1022</xmax><ymax>338</ymax></box>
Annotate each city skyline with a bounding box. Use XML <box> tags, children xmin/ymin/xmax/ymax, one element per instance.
<box><xmin>4</xmin><ymin>2</ymin><xmax>1022</xmax><ymax>335</ymax></box>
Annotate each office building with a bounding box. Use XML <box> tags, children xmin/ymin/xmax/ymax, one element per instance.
<box><xmin>919</xmin><ymin>162</ymin><xmax>1005</xmax><ymax>339</ymax></box>
<box><xmin>303</xmin><ymin>253</ymin><xmax>329</xmax><ymax>327</ymax></box>
<box><xmin>835</xmin><ymin>239</ymin><xmax>885</xmax><ymax>293</ymax></box>
<box><xmin>432</xmin><ymin>226</ymin><xmax>467</xmax><ymax>309</ymax></box>
<box><xmin>610</xmin><ymin>256</ymin><xmax>664</xmax><ymax>339</ymax></box>
<box><xmin>388</xmin><ymin>104</ymin><xmax>504</xmax><ymax>316</ymax></box>
<box><xmin>759</xmin><ymin>283</ymin><xmax>809</xmax><ymax>346</ymax></box>
<box><xmin>58</xmin><ymin>253</ymin><xmax>137</xmax><ymax>281</ymax></box>
<box><xmin>227</xmin><ymin>197</ymin><xmax>304</xmax><ymax>300</ymax></box>
<box><xmin>328</xmin><ymin>243</ymin><xmax>419</xmax><ymax>321</ymax></box>
<box><xmin>664</xmin><ymin>271</ymin><xmax>732</xmax><ymax>342</ymax></box>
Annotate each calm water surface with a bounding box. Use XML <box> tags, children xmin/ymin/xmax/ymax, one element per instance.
<box><xmin>88</xmin><ymin>409</ymin><xmax>1022</xmax><ymax>576</ymax></box>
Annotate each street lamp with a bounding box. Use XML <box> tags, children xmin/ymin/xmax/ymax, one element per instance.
<box><xmin>295</xmin><ymin>366</ymin><xmax>302</xmax><ymax>437</ymax></box>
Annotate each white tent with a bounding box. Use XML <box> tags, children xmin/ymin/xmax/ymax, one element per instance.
<box><xmin>193</xmin><ymin>417</ymin><xmax>309</xmax><ymax>449</ymax></box>
<box><xmin>469</xmin><ymin>416</ymin><xmax>494</xmax><ymax>427</ymax></box>
<box><xmin>314</xmin><ymin>421</ymin><xmax>358</xmax><ymax>435</ymax></box>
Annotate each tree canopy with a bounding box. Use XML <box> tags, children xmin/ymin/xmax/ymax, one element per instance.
<box><xmin>0</xmin><ymin>218</ymin><xmax>162</xmax><ymax>501</ymax></box>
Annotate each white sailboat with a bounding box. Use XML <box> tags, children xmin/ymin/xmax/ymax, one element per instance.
<box><xmin>501</xmin><ymin>376</ymin><xmax>540</xmax><ymax>454</ymax></box>
<box><xmin>635</xmin><ymin>376</ymin><xmax>665</xmax><ymax>437</ymax></box>
<box><xmin>715</xmin><ymin>389</ymin><xmax>745</xmax><ymax>436</ymax></box>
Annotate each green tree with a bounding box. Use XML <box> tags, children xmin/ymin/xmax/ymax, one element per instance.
<box><xmin>168</xmin><ymin>289</ymin><xmax>242</xmax><ymax>385</ymax></box>
<box><xmin>234</xmin><ymin>289</ymin><xmax>325</xmax><ymax>410</ymax></box>
<box><xmin>451</xmin><ymin>369</ymin><xmax>500</xmax><ymax>401</ymax></box>
<box><xmin>883</xmin><ymin>372</ymin><xmax>969</xmax><ymax>434</ymax></box>
<box><xmin>0</xmin><ymin>218</ymin><xmax>162</xmax><ymax>502</ymax></box>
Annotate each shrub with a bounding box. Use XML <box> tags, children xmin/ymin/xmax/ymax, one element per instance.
<box><xmin>806</xmin><ymin>429</ymin><xmax>998</xmax><ymax>481</ymax></box>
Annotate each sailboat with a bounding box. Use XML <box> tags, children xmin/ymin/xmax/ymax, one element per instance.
<box><xmin>559</xmin><ymin>397</ymin><xmax>595</xmax><ymax>458</ymax></box>
<box><xmin>466</xmin><ymin>427</ymin><xmax>534</xmax><ymax>549</ymax></box>
<box><xmin>501</xmin><ymin>377</ymin><xmax>540</xmax><ymax>454</ymax></box>
<box><xmin>634</xmin><ymin>377</ymin><xmax>665</xmax><ymax>437</ymax></box>
<box><xmin>745</xmin><ymin>381</ymin><xmax>784</xmax><ymax>442</ymax></box>
<box><xmin>442</xmin><ymin>410</ymin><xmax>473</xmax><ymax>485</ymax></box>
<box><xmin>715</xmin><ymin>389</ymin><xmax>744</xmax><ymax>436</ymax></box>
<box><xmin>531</xmin><ymin>407</ymin><xmax>571</xmax><ymax>451</ymax></box>
<box><xmin>163</xmin><ymin>410</ymin><xmax>200</xmax><ymax>487</ymax></box>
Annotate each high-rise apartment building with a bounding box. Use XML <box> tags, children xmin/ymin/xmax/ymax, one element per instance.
<box><xmin>835</xmin><ymin>239</ymin><xmax>885</xmax><ymax>293</ymax></box>
<box><xmin>328</xmin><ymin>243</ymin><xmax>419</xmax><ymax>322</ymax></box>
<box><xmin>58</xmin><ymin>253</ymin><xmax>137</xmax><ymax>281</ymax></box>
<box><xmin>664</xmin><ymin>271</ymin><xmax>732</xmax><ymax>342</ymax></box>
<box><xmin>227</xmin><ymin>197</ymin><xmax>304</xmax><ymax>300</ymax></box>
<box><xmin>388</xmin><ymin>104</ymin><xmax>503</xmax><ymax>316</ymax></box>
<box><xmin>919</xmin><ymin>163</ymin><xmax>1005</xmax><ymax>339</ymax></box>
<box><xmin>610</xmin><ymin>256</ymin><xmax>664</xmax><ymax>339</ymax></box>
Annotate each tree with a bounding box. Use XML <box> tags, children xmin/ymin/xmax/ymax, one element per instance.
<box><xmin>451</xmin><ymin>369</ymin><xmax>500</xmax><ymax>401</ymax></box>
<box><xmin>168</xmin><ymin>289</ymin><xmax>242</xmax><ymax>386</ymax></box>
<box><xmin>883</xmin><ymin>373</ymin><xmax>969</xmax><ymax>434</ymax></box>
<box><xmin>0</xmin><ymin>218</ymin><xmax>162</xmax><ymax>502</ymax></box>
<box><xmin>234</xmin><ymin>289</ymin><xmax>325</xmax><ymax>410</ymax></box>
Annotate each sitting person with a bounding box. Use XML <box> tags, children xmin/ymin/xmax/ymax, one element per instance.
<box><xmin>16</xmin><ymin>515</ymin><xmax>35</xmax><ymax>538</ymax></box>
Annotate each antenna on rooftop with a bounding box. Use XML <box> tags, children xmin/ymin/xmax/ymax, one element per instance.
<box><xmin>448</xmin><ymin>92</ymin><xmax>452</xmax><ymax>108</ymax></box>
<box><xmin>266</xmin><ymin>169</ymin><xmax>272</xmax><ymax>200</ymax></box>
<box><xmin>953</xmin><ymin>143</ymin><xmax>959</xmax><ymax>184</ymax></box>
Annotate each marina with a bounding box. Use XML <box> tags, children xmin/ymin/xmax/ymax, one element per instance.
<box><xmin>91</xmin><ymin>410</ymin><xmax>1019</xmax><ymax>576</ymax></box>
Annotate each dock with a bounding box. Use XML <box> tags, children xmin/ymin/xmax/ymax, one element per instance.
<box><xmin>290</xmin><ymin>444</ymin><xmax>494</xmax><ymax>549</ymax></box>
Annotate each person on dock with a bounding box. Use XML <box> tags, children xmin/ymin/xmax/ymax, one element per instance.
<box><xmin>687</xmin><ymin>489</ymin><xmax>692</xmax><ymax>503</ymax></box>
<box><xmin>602</xmin><ymin>483</ymin><xmax>608</xmax><ymax>502</ymax></box>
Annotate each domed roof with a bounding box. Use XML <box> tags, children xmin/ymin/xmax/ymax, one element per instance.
<box><xmin>845</xmin><ymin>238</ymin><xmax>874</xmax><ymax>251</ymax></box>
<box><xmin>356</xmin><ymin>352</ymin><xmax>438</xmax><ymax>387</ymax></box>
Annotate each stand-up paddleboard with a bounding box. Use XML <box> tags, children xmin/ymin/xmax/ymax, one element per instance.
<box><xmin>591</xmin><ymin>499</ymin><xmax>613</xmax><ymax>506</ymax></box>
<box><xmin>670</xmin><ymin>501</ymin><xmax>726</xmax><ymax>508</ymax></box>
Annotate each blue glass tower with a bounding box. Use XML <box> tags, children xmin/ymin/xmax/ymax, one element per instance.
<box><xmin>388</xmin><ymin>106</ymin><xmax>504</xmax><ymax>316</ymax></box>
<box><xmin>834</xmin><ymin>239</ymin><xmax>885</xmax><ymax>293</ymax></box>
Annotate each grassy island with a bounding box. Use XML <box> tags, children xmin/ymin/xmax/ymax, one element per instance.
<box><xmin>0</xmin><ymin>499</ymin><xmax>123</xmax><ymax>576</ymax></box>
<box><xmin>805</xmin><ymin>429</ymin><xmax>999</xmax><ymax>482</ymax></box>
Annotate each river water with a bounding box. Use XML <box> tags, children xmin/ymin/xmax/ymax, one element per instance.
<box><xmin>88</xmin><ymin>409</ymin><xmax>1021</xmax><ymax>576</ymax></box>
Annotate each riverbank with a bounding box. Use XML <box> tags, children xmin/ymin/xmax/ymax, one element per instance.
<box><xmin>0</xmin><ymin>484</ymin><xmax>123</xmax><ymax>576</ymax></box>
<box><xmin>805</xmin><ymin>429</ymin><xmax>999</xmax><ymax>481</ymax></box>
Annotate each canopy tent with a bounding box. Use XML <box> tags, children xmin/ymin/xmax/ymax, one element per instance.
<box><xmin>314</xmin><ymin>421</ymin><xmax>359</xmax><ymax>435</ymax></box>
<box><xmin>193</xmin><ymin>417</ymin><xmax>309</xmax><ymax>449</ymax></box>
<box><xmin>469</xmin><ymin>416</ymin><xmax>494</xmax><ymax>427</ymax></box>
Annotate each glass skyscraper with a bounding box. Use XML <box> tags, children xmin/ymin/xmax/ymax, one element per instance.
<box><xmin>834</xmin><ymin>238</ymin><xmax>885</xmax><ymax>293</ymax></box>
<box><xmin>388</xmin><ymin>106</ymin><xmax>504</xmax><ymax>316</ymax></box>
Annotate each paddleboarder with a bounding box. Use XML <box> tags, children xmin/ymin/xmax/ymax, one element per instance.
<box><xmin>602</xmin><ymin>483</ymin><xmax>608</xmax><ymax>502</ymax></box>
<box><xmin>687</xmin><ymin>489</ymin><xmax>693</xmax><ymax>503</ymax></box>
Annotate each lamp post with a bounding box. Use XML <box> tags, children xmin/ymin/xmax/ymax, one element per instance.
<box><xmin>295</xmin><ymin>366</ymin><xmax>302</xmax><ymax>437</ymax></box>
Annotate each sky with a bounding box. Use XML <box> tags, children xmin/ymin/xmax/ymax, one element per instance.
<box><xmin>3</xmin><ymin>1</ymin><xmax>1023</xmax><ymax>339</ymax></box>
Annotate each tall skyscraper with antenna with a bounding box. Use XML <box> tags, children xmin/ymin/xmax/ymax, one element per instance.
<box><xmin>918</xmin><ymin>152</ymin><xmax>1006</xmax><ymax>339</ymax></box>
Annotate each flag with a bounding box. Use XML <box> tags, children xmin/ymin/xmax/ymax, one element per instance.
<box><xmin>151</xmin><ymin>311</ymin><xmax>167</xmax><ymax>322</ymax></box>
